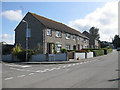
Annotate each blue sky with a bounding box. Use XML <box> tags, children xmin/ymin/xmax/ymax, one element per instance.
<box><xmin>1</xmin><ymin>2</ymin><xmax>118</xmax><ymax>44</ymax></box>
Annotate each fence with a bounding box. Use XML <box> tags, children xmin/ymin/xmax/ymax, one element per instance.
<box><xmin>30</xmin><ymin>54</ymin><xmax>47</xmax><ymax>62</ymax></box>
<box><xmin>2</xmin><ymin>54</ymin><xmax>12</xmax><ymax>62</ymax></box>
<box><xmin>49</xmin><ymin>53</ymin><xmax>67</xmax><ymax>61</ymax></box>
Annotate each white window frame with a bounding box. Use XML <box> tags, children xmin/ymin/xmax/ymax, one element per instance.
<box><xmin>47</xmin><ymin>28</ymin><xmax>52</xmax><ymax>36</ymax></box>
<box><xmin>56</xmin><ymin>31</ymin><xmax>62</xmax><ymax>38</ymax></box>
<box><xmin>73</xmin><ymin>35</ymin><xmax>76</xmax><ymax>40</ymax></box>
<box><xmin>66</xmin><ymin>33</ymin><xmax>70</xmax><ymax>40</ymax></box>
<box><xmin>56</xmin><ymin>44</ymin><xmax>62</xmax><ymax>52</ymax></box>
<box><xmin>66</xmin><ymin>44</ymin><xmax>70</xmax><ymax>50</ymax></box>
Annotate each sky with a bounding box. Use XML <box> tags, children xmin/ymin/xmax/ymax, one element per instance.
<box><xmin>1</xmin><ymin>1</ymin><xmax>118</xmax><ymax>44</ymax></box>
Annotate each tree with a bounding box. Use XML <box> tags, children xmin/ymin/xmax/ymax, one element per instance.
<box><xmin>89</xmin><ymin>27</ymin><xmax>100</xmax><ymax>40</ymax></box>
<box><xmin>112</xmin><ymin>35</ymin><xmax>120</xmax><ymax>48</ymax></box>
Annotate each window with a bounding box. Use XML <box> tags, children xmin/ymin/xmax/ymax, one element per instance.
<box><xmin>66</xmin><ymin>45</ymin><xmax>70</xmax><ymax>50</ymax></box>
<box><xmin>47</xmin><ymin>28</ymin><xmax>52</xmax><ymax>36</ymax></box>
<box><xmin>73</xmin><ymin>35</ymin><xmax>76</xmax><ymax>40</ymax></box>
<box><xmin>77</xmin><ymin>36</ymin><xmax>80</xmax><ymax>40</ymax></box>
<box><xmin>80</xmin><ymin>37</ymin><xmax>84</xmax><ymax>42</ymax></box>
<box><xmin>56</xmin><ymin>31</ymin><xmax>62</xmax><ymax>38</ymax></box>
<box><xmin>66</xmin><ymin>33</ymin><xmax>70</xmax><ymax>39</ymax></box>
<box><xmin>81</xmin><ymin>45</ymin><xmax>83</xmax><ymax>49</ymax></box>
<box><xmin>56</xmin><ymin>44</ymin><xmax>62</xmax><ymax>52</ymax></box>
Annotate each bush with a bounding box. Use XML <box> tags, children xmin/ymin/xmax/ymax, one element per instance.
<box><xmin>12</xmin><ymin>44</ymin><xmax>35</xmax><ymax>62</ymax></box>
<box><xmin>12</xmin><ymin>44</ymin><xmax>22</xmax><ymax>55</ymax></box>
<box><xmin>107</xmin><ymin>48</ymin><xmax>113</xmax><ymax>53</ymax></box>
<box><xmin>67</xmin><ymin>50</ymin><xmax>75</xmax><ymax>52</ymax></box>
<box><xmin>15</xmin><ymin>49</ymin><xmax>35</xmax><ymax>62</ymax></box>
<box><xmin>101</xmin><ymin>48</ymin><xmax>113</xmax><ymax>54</ymax></box>
<box><xmin>75</xmin><ymin>50</ymin><xmax>87</xmax><ymax>53</ymax></box>
<box><xmin>92</xmin><ymin>50</ymin><xmax>104</xmax><ymax>57</ymax></box>
<box><xmin>61</xmin><ymin>48</ymin><xmax>67</xmax><ymax>53</ymax></box>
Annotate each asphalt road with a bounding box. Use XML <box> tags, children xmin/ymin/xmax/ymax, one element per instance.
<box><xmin>2</xmin><ymin>50</ymin><xmax>119</xmax><ymax>88</ymax></box>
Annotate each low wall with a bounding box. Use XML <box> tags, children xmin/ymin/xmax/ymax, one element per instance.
<box><xmin>87</xmin><ymin>52</ymin><xmax>93</xmax><ymax>58</ymax></box>
<box><xmin>75</xmin><ymin>52</ymin><xmax>93</xmax><ymax>60</ymax></box>
<box><xmin>2</xmin><ymin>54</ymin><xmax>12</xmax><ymax>62</ymax></box>
<box><xmin>49</xmin><ymin>53</ymin><xmax>67</xmax><ymax>61</ymax></box>
<box><xmin>75</xmin><ymin>53</ymin><xmax>85</xmax><ymax>59</ymax></box>
<box><xmin>30</xmin><ymin>54</ymin><xmax>47</xmax><ymax>62</ymax></box>
<box><xmin>30</xmin><ymin>53</ymin><xmax>67</xmax><ymax>62</ymax></box>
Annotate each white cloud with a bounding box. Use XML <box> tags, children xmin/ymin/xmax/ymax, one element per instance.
<box><xmin>1</xmin><ymin>34</ymin><xmax>15</xmax><ymax>44</ymax></box>
<box><xmin>1</xmin><ymin>10</ymin><xmax>23</xmax><ymax>21</ymax></box>
<box><xmin>69</xmin><ymin>2</ymin><xmax>118</xmax><ymax>42</ymax></box>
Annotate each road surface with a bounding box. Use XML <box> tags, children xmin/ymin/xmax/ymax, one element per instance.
<box><xmin>2</xmin><ymin>50</ymin><xmax>119</xmax><ymax>88</ymax></box>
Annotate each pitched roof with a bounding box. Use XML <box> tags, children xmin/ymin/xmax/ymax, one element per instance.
<box><xmin>29</xmin><ymin>12</ymin><xmax>89</xmax><ymax>39</ymax></box>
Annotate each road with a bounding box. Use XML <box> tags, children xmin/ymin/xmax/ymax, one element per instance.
<box><xmin>2</xmin><ymin>50</ymin><xmax>119</xmax><ymax>88</ymax></box>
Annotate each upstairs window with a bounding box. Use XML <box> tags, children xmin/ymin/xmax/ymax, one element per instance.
<box><xmin>66</xmin><ymin>33</ymin><xmax>70</xmax><ymax>39</ymax></box>
<box><xmin>80</xmin><ymin>37</ymin><xmax>84</xmax><ymax>42</ymax></box>
<box><xmin>77</xmin><ymin>36</ymin><xmax>80</xmax><ymax>40</ymax></box>
<box><xmin>47</xmin><ymin>28</ymin><xmax>52</xmax><ymax>36</ymax></box>
<box><xmin>73</xmin><ymin>35</ymin><xmax>76</xmax><ymax>40</ymax></box>
<box><xmin>56</xmin><ymin>31</ymin><xmax>62</xmax><ymax>38</ymax></box>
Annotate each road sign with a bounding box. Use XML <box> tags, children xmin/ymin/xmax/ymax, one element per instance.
<box><xmin>27</xmin><ymin>28</ymin><xmax>31</xmax><ymax>37</ymax></box>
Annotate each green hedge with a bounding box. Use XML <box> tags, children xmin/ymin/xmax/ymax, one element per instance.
<box><xmin>101</xmin><ymin>48</ymin><xmax>113</xmax><ymax>54</ymax></box>
<box><xmin>92</xmin><ymin>50</ymin><xmax>104</xmax><ymax>57</ymax></box>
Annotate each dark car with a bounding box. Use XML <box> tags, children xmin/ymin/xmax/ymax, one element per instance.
<box><xmin>117</xmin><ymin>48</ymin><xmax>120</xmax><ymax>51</ymax></box>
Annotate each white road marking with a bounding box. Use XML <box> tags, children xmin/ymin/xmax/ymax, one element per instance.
<box><xmin>76</xmin><ymin>63</ymin><xmax>79</xmax><ymax>65</ymax></box>
<box><xmin>5</xmin><ymin>77</ymin><xmax>14</xmax><ymax>80</ymax></box>
<box><xmin>41</xmin><ymin>70</ymin><xmax>47</xmax><ymax>72</ymax></box>
<box><xmin>55</xmin><ymin>67</ymin><xmax>61</xmax><ymax>69</ymax></box>
<box><xmin>10</xmin><ymin>67</ymin><xmax>31</xmax><ymax>72</ymax></box>
<box><xmin>21</xmin><ymin>66</ymin><xmax>31</xmax><ymax>68</ymax></box>
<box><xmin>17</xmin><ymin>75</ymin><xmax>25</xmax><ymax>77</ymax></box>
<box><xmin>36</xmin><ymin>70</ymin><xmax>41</xmax><ymax>72</ymax></box>
<box><xmin>6</xmin><ymin>64</ymin><xmax>31</xmax><ymax>68</ymax></box>
<box><xmin>67</xmin><ymin>64</ymin><xmax>72</xmax><ymax>67</ymax></box>
<box><xmin>80</xmin><ymin>62</ymin><xmax>83</xmax><ymax>64</ymax></box>
<box><xmin>29</xmin><ymin>73</ymin><xmax>35</xmax><ymax>75</ymax></box>
<box><xmin>63</xmin><ymin>65</ymin><xmax>67</xmax><ymax>68</ymax></box>
<box><xmin>72</xmin><ymin>64</ymin><xmax>76</xmax><ymax>66</ymax></box>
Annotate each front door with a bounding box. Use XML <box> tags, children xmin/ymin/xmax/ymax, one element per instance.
<box><xmin>47</xmin><ymin>43</ymin><xmax>54</xmax><ymax>54</ymax></box>
<box><xmin>73</xmin><ymin>45</ymin><xmax>76</xmax><ymax>50</ymax></box>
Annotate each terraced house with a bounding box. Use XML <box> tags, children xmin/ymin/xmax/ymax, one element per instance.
<box><xmin>15</xmin><ymin>12</ymin><xmax>89</xmax><ymax>54</ymax></box>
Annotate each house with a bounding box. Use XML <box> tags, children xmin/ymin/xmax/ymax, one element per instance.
<box><xmin>82</xmin><ymin>31</ymin><xmax>99</xmax><ymax>48</ymax></box>
<box><xmin>15</xmin><ymin>12</ymin><xmax>89</xmax><ymax>54</ymax></box>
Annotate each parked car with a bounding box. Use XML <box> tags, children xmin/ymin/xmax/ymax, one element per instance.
<box><xmin>117</xmin><ymin>48</ymin><xmax>120</xmax><ymax>51</ymax></box>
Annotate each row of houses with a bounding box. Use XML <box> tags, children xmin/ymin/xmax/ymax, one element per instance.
<box><xmin>15</xmin><ymin>12</ymin><xmax>99</xmax><ymax>54</ymax></box>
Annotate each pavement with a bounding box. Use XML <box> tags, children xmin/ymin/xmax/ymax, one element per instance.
<box><xmin>2</xmin><ymin>50</ymin><xmax>119</xmax><ymax>88</ymax></box>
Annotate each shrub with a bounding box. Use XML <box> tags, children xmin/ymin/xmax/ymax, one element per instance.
<box><xmin>15</xmin><ymin>49</ymin><xmax>35</xmax><ymax>62</ymax></box>
<box><xmin>12</xmin><ymin>44</ymin><xmax>35</xmax><ymax>62</ymax></box>
<box><xmin>101</xmin><ymin>48</ymin><xmax>113</xmax><ymax>54</ymax></box>
<box><xmin>61</xmin><ymin>48</ymin><xmax>67</xmax><ymax>53</ymax></box>
<box><xmin>54</xmin><ymin>50</ymin><xmax>57</xmax><ymax>54</ymax></box>
<box><xmin>76</xmin><ymin>50</ymin><xmax>87</xmax><ymax>53</ymax></box>
<box><xmin>67</xmin><ymin>50</ymin><xmax>75</xmax><ymax>52</ymax></box>
<box><xmin>12</xmin><ymin>44</ymin><xmax>22</xmax><ymax>55</ymax></box>
<box><xmin>92</xmin><ymin>50</ymin><xmax>104</xmax><ymax>57</ymax></box>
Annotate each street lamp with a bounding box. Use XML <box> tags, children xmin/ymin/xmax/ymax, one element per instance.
<box><xmin>22</xmin><ymin>20</ymin><xmax>28</xmax><ymax>62</ymax></box>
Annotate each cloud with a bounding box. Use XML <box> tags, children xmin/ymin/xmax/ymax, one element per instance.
<box><xmin>1</xmin><ymin>34</ymin><xmax>15</xmax><ymax>44</ymax></box>
<box><xmin>1</xmin><ymin>10</ymin><xmax>23</xmax><ymax>21</ymax></box>
<box><xmin>69</xmin><ymin>2</ymin><xmax>118</xmax><ymax>42</ymax></box>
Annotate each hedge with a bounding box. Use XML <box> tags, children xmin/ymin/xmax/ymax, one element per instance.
<box><xmin>92</xmin><ymin>50</ymin><xmax>104</xmax><ymax>57</ymax></box>
<box><xmin>101</xmin><ymin>48</ymin><xmax>113</xmax><ymax>54</ymax></box>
